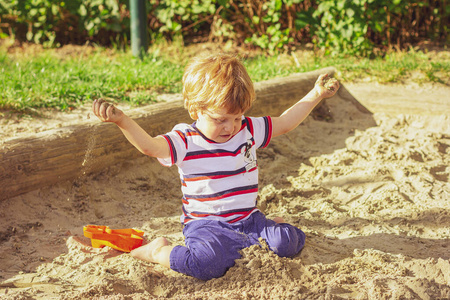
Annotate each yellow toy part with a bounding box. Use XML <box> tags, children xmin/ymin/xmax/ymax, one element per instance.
<box><xmin>83</xmin><ymin>225</ymin><xmax>144</xmax><ymax>252</ymax></box>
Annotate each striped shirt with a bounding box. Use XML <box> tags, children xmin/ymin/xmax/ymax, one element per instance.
<box><xmin>158</xmin><ymin>116</ymin><xmax>272</xmax><ymax>224</ymax></box>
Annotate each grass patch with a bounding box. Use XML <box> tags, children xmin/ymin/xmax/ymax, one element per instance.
<box><xmin>0</xmin><ymin>47</ymin><xmax>184</xmax><ymax>113</ymax></box>
<box><xmin>0</xmin><ymin>41</ymin><xmax>448</xmax><ymax>115</ymax></box>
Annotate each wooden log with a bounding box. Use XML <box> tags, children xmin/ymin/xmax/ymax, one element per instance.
<box><xmin>0</xmin><ymin>67</ymin><xmax>369</xmax><ymax>201</ymax></box>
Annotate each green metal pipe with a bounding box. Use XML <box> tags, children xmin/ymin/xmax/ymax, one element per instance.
<box><xmin>130</xmin><ymin>0</ymin><xmax>148</xmax><ymax>59</ymax></box>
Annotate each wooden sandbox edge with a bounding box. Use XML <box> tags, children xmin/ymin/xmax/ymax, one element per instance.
<box><xmin>0</xmin><ymin>67</ymin><xmax>369</xmax><ymax>201</ymax></box>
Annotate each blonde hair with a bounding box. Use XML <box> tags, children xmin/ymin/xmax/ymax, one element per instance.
<box><xmin>182</xmin><ymin>53</ymin><xmax>255</xmax><ymax>119</ymax></box>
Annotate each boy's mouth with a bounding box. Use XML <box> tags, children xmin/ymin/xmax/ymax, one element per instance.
<box><xmin>218</xmin><ymin>133</ymin><xmax>232</xmax><ymax>141</ymax></box>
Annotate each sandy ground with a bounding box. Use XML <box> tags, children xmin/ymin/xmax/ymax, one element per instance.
<box><xmin>0</xmin><ymin>82</ymin><xmax>449</xmax><ymax>299</ymax></box>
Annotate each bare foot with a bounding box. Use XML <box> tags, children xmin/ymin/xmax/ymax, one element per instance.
<box><xmin>130</xmin><ymin>237</ymin><xmax>169</xmax><ymax>263</ymax></box>
<box><xmin>273</xmin><ymin>216</ymin><xmax>285</xmax><ymax>224</ymax></box>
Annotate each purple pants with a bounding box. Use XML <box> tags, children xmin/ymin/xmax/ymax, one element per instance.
<box><xmin>170</xmin><ymin>211</ymin><xmax>305</xmax><ymax>280</ymax></box>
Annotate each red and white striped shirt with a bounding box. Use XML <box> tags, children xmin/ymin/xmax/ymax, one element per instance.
<box><xmin>158</xmin><ymin>116</ymin><xmax>272</xmax><ymax>224</ymax></box>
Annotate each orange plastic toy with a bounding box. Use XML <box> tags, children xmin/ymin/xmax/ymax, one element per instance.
<box><xmin>83</xmin><ymin>225</ymin><xmax>144</xmax><ymax>252</ymax></box>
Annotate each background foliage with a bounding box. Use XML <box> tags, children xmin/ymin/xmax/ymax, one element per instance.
<box><xmin>0</xmin><ymin>0</ymin><xmax>448</xmax><ymax>55</ymax></box>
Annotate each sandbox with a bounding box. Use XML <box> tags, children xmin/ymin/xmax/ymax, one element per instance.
<box><xmin>1</xmin><ymin>69</ymin><xmax>449</xmax><ymax>299</ymax></box>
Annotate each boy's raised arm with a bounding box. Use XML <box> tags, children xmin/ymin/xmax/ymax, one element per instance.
<box><xmin>271</xmin><ymin>74</ymin><xmax>339</xmax><ymax>138</ymax></box>
<box><xmin>92</xmin><ymin>99</ymin><xmax>170</xmax><ymax>159</ymax></box>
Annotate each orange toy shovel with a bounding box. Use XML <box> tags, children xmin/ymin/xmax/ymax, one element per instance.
<box><xmin>83</xmin><ymin>225</ymin><xmax>144</xmax><ymax>252</ymax></box>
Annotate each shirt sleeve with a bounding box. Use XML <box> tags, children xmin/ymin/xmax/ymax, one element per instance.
<box><xmin>248</xmin><ymin>116</ymin><xmax>272</xmax><ymax>149</ymax></box>
<box><xmin>157</xmin><ymin>124</ymin><xmax>189</xmax><ymax>167</ymax></box>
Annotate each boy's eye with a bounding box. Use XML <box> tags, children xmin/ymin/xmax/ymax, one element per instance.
<box><xmin>211</xmin><ymin>117</ymin><xmax>225</xmax><ymax>123</ymax></box>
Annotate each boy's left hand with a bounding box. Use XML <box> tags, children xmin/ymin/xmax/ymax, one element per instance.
<box><xmin>314</xmin><ymin>74</ymin><xmax>340</xmax><ymax>99</ymax></box>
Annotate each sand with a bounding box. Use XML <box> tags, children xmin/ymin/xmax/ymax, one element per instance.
<box><xmin>0</xmin><ymin>82</ymin><xmax>449</xmax><ymax>299</ymax></box>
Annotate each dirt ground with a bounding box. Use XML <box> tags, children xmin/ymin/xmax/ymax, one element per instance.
<box><xmin>0</xmin><ymin>81</ymin><xmax>449</xmax><ymax>299</ymax></box>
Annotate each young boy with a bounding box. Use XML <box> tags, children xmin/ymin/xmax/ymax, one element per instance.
<box><xmin>92</xmin><ymin>53</ymin><xmax>339</xmax><ymax>281</ymax></box>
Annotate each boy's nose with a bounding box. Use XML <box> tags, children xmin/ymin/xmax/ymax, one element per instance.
<box><xmin>224</xmin><ymin>122</ymin><xmax>237</xmax><ymax>134</ymax></box>
<box><xmin>223</xmin><ymin>121</ymin><xmax>232</xmax><ymax>132</ymax></box>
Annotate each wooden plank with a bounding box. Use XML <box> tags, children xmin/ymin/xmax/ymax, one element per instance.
<box><xmin>0</xmin><ymin>102</ymin><xmax>191</xmax><ymax>201</ymax></box>
<box><xmin>0</xmin><ymin>67</ymin><xmax>369</xmax><ymax>201</ymax></box>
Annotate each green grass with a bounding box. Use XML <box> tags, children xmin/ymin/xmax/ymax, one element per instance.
<box><xmin>0</xmin><ymin>48</ymin><xmax>184</xmax><ymax>113</ymax></box>
<box><xmin>0</xmin><ymin>42</ymin><xmax>448</xmax><ymax>115</ymax></box>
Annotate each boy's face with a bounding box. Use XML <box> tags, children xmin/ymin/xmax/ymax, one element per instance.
<box><xmin>196</xmin><ymin>108</ymin><xmax>243</xmax><ymax>143</ymax></box>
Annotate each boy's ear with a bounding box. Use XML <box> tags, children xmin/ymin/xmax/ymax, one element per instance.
<box><xmin>189</xmin><ymin>110</ymin><xmax>198</xmax><ymax>120</ymax></box>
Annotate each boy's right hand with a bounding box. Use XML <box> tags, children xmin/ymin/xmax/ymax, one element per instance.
<box><xmin>92</xmin><ymin>99</ymin><xmax>124</xmax><ymax>124</ymax></box>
